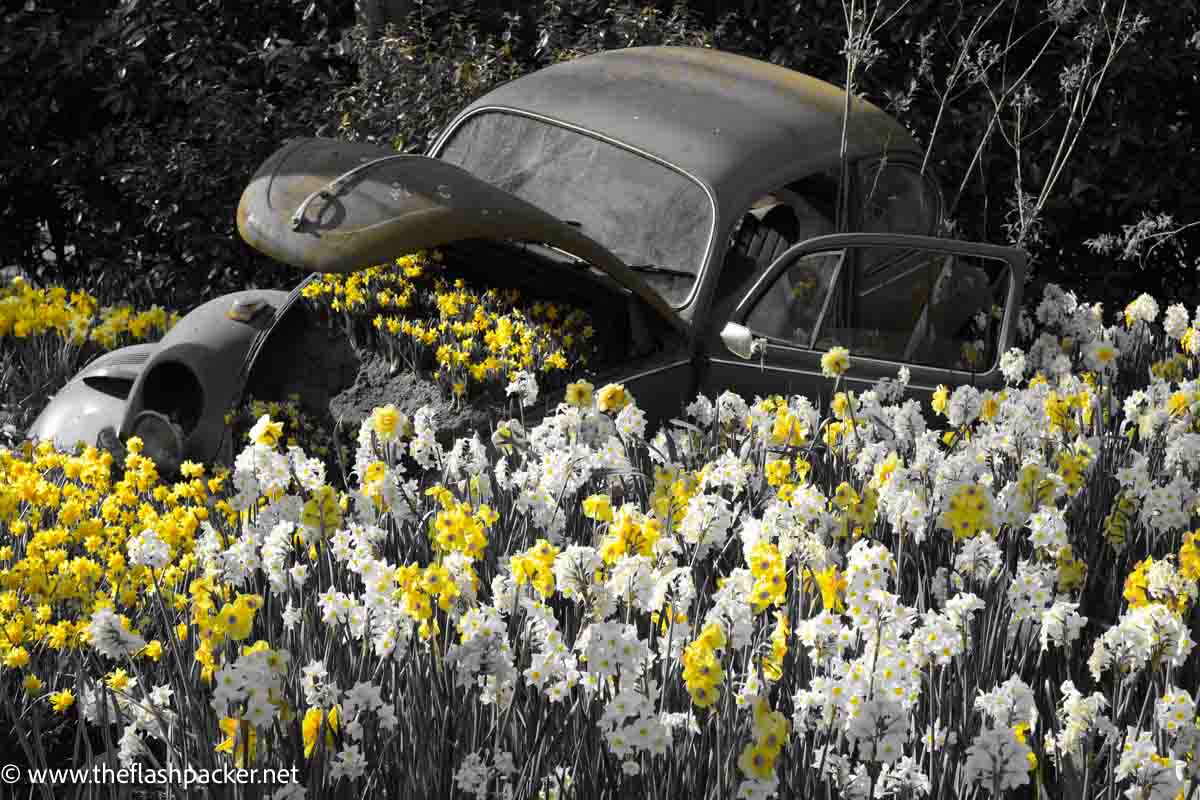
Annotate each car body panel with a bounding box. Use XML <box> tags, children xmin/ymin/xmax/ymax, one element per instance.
<box><xmin>28</xmin><ymin>344</ymin><xmax>157</xmax><ymax>452</ymax></box>
<box><xmin>441</xmin><ymin>47</ymin><xmax>914</xmax><ymax>209</ymax></box>
<box><xmin>434</xmin><ymin>47</ymin><xmax>919</xmax><ymax>322</ymax></box>
<box><xmin>237</xmin><ymin>138</ymin><xmax>686</xmax><ymax>335</ymax></box>
<box><xmin>118</xmin><ymin>289</ymin><xmax>291</xmax><ymax>464</ymax></box>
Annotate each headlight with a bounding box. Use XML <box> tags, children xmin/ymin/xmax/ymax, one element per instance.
<box><xmin>130</xmin><ymin>410</ymin><xmax>185</xmax><ymax>474</ymax></box>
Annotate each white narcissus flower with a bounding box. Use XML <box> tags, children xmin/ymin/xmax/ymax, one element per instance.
<box><xmin>962</xmin><ymin>726</ymin><xmax>1033</xmax><ymax>793</ymax></box>
<box><xmin>1124</xmin><ymin>293</ymin><xmax>1160</xmax><ymax>327</ymax></box>
<box><xmin>1040</xmin><ymin>601</ymin><xmax>1087</xmax><ymax>652</ymax></box>
<box><xmin>127</xmin><ymin>528</ymin><xmax>170</xmax><ymax>569</ymax></box>
<box><xmin>1000</xmin><ymin>348</ymin><xmax>1026</xmax><ymax>385</ymax></box>
<box><xmin>947</xmin><ymin>385</ymin><xmax>982</xmax><ymax>428</ymax></box>
<box><xmin>88</xmin><ymin>607</ymin><xmax>147</xmax><ymax>660</ymax></box>
<box><xmin>1163</xmin><ymin>303</ymin><xmax>1190</xmax><ymax>339</ymax></box>
<box><xmin>1082</xmin><ymin>339</ymin><xmax>1119</xmax><ymax>373</ymax></box>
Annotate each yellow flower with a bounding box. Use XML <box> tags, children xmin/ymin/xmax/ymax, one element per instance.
<box><xmin>830</xmin><ymin>391</ymin><xmax>852</xmax><ymax>420</ymax></box>
<box><xmin>737</xmin><ymin>741</ymin><xmax>777</xmax><ymax>780</ymax></box>
<box><xmin>50</xmin><ymin>689</ymin><xmax>75</xmax><ymax>713</ymax></box>
<box><xmin>302</xmin><ymin>706</ymin><xmax>339</xmax><ymax>758</ymax></box>
<box><xmin>565</xmin><ymin>380</ymin><xmax>594</xmax><ymax>408</ymax></box>
<box><xmin>106</xmin><ymin>669</ymin><xmax>131</xmax><ymax>692</ymax></box>
<box><xmin>364</xmin><ymin>461</ymin><xmax>388</xmax><ymax>485</ymax></box>
<box><xmin>813</xmin><ymin>566</ymin><xmax>846</xmax><ymax>613</ymax></box>
<box><xmin>820</xmin><ymin>346</ymin><xmax>850</xmax><ymax>378</ymax></box>
<box><xmin>302</xmin><ymin>486</ymin><xmax>342</xmax><ymax>533</ymax></box>
<box><xmin>582</xmin><ymin>494</ymin><xmax>614</xmax><ymax>522</ymax></box>
<box><xmin>696</xmin><ymin>622</ymin><xmax>726</xmax><ymax>651</ymax></box>
<box><xmin>249</xmin><ymin>415</ymin><xmax>284</xmax><ymax>448</ymax></box>
<box><xmin>764</xmin><ymin>459</ymin><xmax>791</xmax><ymax>487</ymax></box>
<box><xmin>1123</xmin><ymin>558</ymin><xmax>1152</xmax><ymax>609</ymax></box>
<box><xmin>596</xmin><ymin>383</ymin><xmax>629</xmax><ymax>413</ymax></box>
<box><xmin>1179</xmin><ymin>531</ymin><xmax>1200</xmax><ymax>581</ymax></box>
<box><xmin>980</xmin><ymin>392</ymin><xmax>1000</xmax><ymax>423</ymax></box>
<box><xmin>215</xmin><ymin>717</ymin><xmax>257</xmax><ymax>766</ymax></box>
<box><xmin>141</xmin><ymin>640</ymin><xmax>163</xmax><ymax>661</ymax></box>
<box><xmin>370</xmin><ymin>404</ymin><xmax>404</xmax><ymax>441</ymax></box>
<box><xmin>217</xmin><ymin>602</ymin><xmax>254</xmax><ymax>641</ymax></box>
<box><xmin>931</xmin><ymin>385</ymin><xmax>950</xmax><ymax>416</ymax></box>
<box><xmin>23</xmin><ymin>674</ymin><xmax>43</xmax><ymax>694</ymax></box>
<box><xmin>4</xmin><ymin>646</ymin><xmax>30</xmax><ymax>669</ymax></box>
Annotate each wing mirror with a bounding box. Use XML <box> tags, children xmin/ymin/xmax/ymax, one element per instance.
<box><xmin>720</xmin><ymin>322</ymin><xmax>766</xmax><ymax>360</ymax></box>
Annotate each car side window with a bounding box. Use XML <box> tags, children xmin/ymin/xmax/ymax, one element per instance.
<box><xmin>717</xmin><ymin>174</ymin><xmax>838</xmax><ymax>306</ymax></box>
<box><xmin>745</xmin><ymin>246</ymin><xmax>1012</xmax><ymax>371</ymax></box>
<box><xmin>857</xmin><ymin>161</ymin><xmax>940</xmax><ymax>270</ymax></box>
<box><xmin>744</xmin><ymin>251</ymin><xmax>844</xmax><ymax>346</ymax></box>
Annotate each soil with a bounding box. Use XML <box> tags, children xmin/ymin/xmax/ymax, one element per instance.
<box><xmin>245</xmin><ymin>304</ymin><xmax>496</xmax><ymax>444</ymax></box>
<box><xmin>327</xmin><ymin>351</ymin><xmax>494</xmax><ymax>441</ymax></box>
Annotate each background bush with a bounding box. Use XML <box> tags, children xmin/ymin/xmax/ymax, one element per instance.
<box><xmin>3</xmin><ymin>0</ymin><xmax>1199</xmax><ymax>308</ymax></box>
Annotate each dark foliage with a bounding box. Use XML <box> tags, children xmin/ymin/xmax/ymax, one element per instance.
<box><xmin>0</xmin><ymin>0</ymin><xmax>355</xmax><ymax>308</ymax></box>
<box><xmin>339</xmin><ymin>0</ymin><xmax>1200</xmax><ymax>307</ymax></box>
<box><xmin>3</xmin><ymin>0</ymin><xmax>1198</xmax><ymax>308</ymax></box>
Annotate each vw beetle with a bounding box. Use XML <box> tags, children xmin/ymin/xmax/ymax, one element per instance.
<box><xmin>29</xmin><ymin>46</ymin><xmax>1025</xmax><ymax>469</ymax></box>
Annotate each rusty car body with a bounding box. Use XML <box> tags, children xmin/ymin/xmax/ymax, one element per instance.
<box><xmin>29</xmin><ymin>46</ymin><xmax>1025</xmax><ymax>468</ymax></box>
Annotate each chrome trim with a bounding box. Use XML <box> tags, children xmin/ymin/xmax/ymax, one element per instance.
<box><xmin>429</xmin><ymin>105</ymin><xmax>719</xmax><ymax>313</ymax></box>
<box><xmin>707</xmin><ymin>355</ymin><xmax>1002</xmax><ymax>386</ymax></box>
<box><xmin>619</xmin><ymin>358</ymin><xmax>694</xmax><ymax>385</ymax></box>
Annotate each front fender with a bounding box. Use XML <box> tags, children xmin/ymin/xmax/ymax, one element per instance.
<box><xmin>27</xmin><ymin>344</ymin><xmax>157</xmax><ymax>452</ymax></box>
<box><xmin>119</xmin><ymin>289</ymin><xmax>291</xmax><ymax>464</ymax></box>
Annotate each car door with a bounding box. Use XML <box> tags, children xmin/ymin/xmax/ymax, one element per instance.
<box><xmin>701</xmin><ymin>232</ymin><xmax>1025</xmax><ymax>412</ymax></box>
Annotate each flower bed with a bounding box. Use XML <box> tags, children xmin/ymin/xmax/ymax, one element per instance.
<box><xmin>0</xmin><ymin>277</ymin><xmax>179</xmax><ymax>439</ymax></box>
<box><xmin>301</xmin><ymin>251</ymin><xmax>599</xmax><ymax>404</ymax></box>
<box><xmin>1</xmin><ymin>283</ymin><xmax>1200</xmax><ymax>799</ymax></box>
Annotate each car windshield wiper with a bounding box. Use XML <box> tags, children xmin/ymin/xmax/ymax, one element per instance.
<box><xmin>517</xmin><ymin>241</ymin><xmax>600</xmax><ymax>272</ymax></box>
<box><xmin>627</xmin><ymin>264</ymin><xmax>695</xmax><ymax>279</ymax></box>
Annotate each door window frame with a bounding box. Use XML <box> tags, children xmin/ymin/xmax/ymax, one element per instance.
<box><xmin>729</xmin><ymin>232</ymin><xmax>1026</xmax><ymax>385</ymax></box>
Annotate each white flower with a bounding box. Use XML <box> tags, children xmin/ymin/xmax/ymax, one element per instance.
<box><xmin>1000</xmin><ymin>348</ymin><xmax>1026</xmax><ymax>385</ymax></box>
<box><xmin>505</xmin><ymin>370</ymin><xmax>539</xmax><ymax>408</ymax></box>
<box><xmin>962</xmin><ymin>726</ymin><xmax>1033</xmax><ymax>793</ymax></box>
<box><xmin>1155</xmin><ymin>687</ymin><xmax>1197</xmax><ymax>739</ymax></box>
<box><xmin>1026</xmin><ymin>507</ymin><xmax>1068</xmax><ymax>552</ymax></box>
<box><xmin>269</xmin><ymin>783</ymin><xmax>307</xmax><ymax>800</ymax></box>
<box><xmin>947</xmin><ymin>385</ymin><xmax>982</xmax><ymax>427</ymax></box>
<box><xmin>1124</xmin><ymin>293</ymin><xmax>1160</xmax><ymax>326</ymax></box>
<box><xmin>330</xmin><ymin>743</ymin><xmax>368</xmax><ymax>782</ymax></box>
<box><xmin>1088</xmin><ymin>604</ymin><xmax>1195</xmax><ymax>682</ymax></box>
<box><xmin>975</xmin><ymin>675</ymin><xmax>1038</xmax><ymax>729</ymax></box>
<box><xmin>615</xmin><ymin>403</ymin><xmax>647</xmax><ymax>440</ymax></box>
<box><xmin>680</xmin><ymin>494</ymin><xmax>733</xmax><ymax>556</ymax></box>
<box><xmin>1040</xmin><ymin>602</ymin><xmax>1087</xmax><ymax>652</ymax></box>
<box><xmin>716</xmin><ymin>391</ymin><xmax>749</xmax><ymax>428</ymax></box>
<box><xmin>954</xmin><ymin>533</ymin><xmax>1003</xmax><ymax>585</ymax></box>
<box><xmin>1082</xmin><ymin>339</ymin><xmax>1119</xmax><ymax>374</ymax></box>
<box><xmin>1116</xmin><ymin>729</ymin><xmax>1183</xmax><ymax>800</ymax></box>
<box><xmin>127</xmin><ymin>528</ymin><xmax>170</xmax><ymax>570</ymax></box>
<box><xmin>88</xmin><ymin>607</ymin><xmax>147</xmax><ymax>660</ymax></box>
<box><xmin>685</xmin><ymin>394</ymin><xmax>715</xmax><ymax>427</ymax></box>
<box><xmin>1164</xmin><ymin>304</ymin><xmax>1190</xmax><ymax>339</ymax></box>
<box><xmin>1048</xmin><ymin>680</ymin><xmax>1111</xmax><ymax>767</ymax></box>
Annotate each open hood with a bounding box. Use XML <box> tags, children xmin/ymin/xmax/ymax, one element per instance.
<box><xmin>237</xmin><ymin>138</ymin><xmax>683</xmax><ymax>330</ymax></box>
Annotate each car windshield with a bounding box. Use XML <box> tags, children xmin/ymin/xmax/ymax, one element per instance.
<box><xmin>436</xmin><ymin>110</ymin><xmax>713</xmax><ymax>307</ymax></box>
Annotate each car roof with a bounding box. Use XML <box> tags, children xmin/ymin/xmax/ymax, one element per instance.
<box><xmin>450</xmin><ymin>46</ymin><xmax>917</xmax><ymax>204</ymax></box>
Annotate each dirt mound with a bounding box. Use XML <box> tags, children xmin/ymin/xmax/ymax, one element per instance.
<box><xmin>328</xmin><ymin>352</ymin><xmax>494</xmax><ymax>440</ymax></box>
<box><xmin>245</xmin><ymin>302</ymin><xmax>496</xmax><ymax>444</ymax></box>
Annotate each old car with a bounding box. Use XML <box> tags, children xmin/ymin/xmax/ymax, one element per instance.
<box><xmin>29</xmin><ymin>45</ymin><xmax>1025</xmax><ymax>469</ymax></box>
